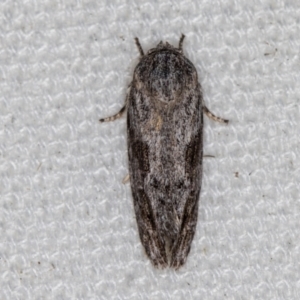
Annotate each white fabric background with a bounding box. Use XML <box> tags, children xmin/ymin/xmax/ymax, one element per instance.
<box><xmin>1</xmin><ymin>0</ymin><xmax>300</xmax><ymax>299</ymax></box>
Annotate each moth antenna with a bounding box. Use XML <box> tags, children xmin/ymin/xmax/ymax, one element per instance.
<box><xmin>178</xmin><ymin>34</ymin><xmax>185</xmax><ymax>51</ymax></box>
<box><xmin>134</xmin><ymin>37</ymin><xmax>144</xmax><ymax>56</ymax></box>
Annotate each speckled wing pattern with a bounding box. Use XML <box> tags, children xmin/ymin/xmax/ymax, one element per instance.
<box><xmin>127</xmin><ymin>40</ymin><xmax>203</xmax><ymax>269</ymax></box>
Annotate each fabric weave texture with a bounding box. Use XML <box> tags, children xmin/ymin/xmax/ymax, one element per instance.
<box><xmin>1</xmin><ymin>1</ymin><xmax>299</xmax><ymax>299</ymax></box>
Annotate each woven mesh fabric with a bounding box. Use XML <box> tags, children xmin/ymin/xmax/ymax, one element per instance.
<box><xmin>1</xmin><ymin>0</ymin><xmax>300</xmax><ymax>299</ymax></box>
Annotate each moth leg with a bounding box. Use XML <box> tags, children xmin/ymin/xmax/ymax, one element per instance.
<box><xmin>122</xmin><ymin>174</ymin><xmax>130</xmax><ymax>184</ymax></box>
<box><xmin>99</xmin><ymin>105</ymin><xmax>126</xmax><ymax>122</ymax></box>
<box><xmin>134</xmin><ymin>37</ymin><xmax>144</xmax><ymax>56</ymax></box>
<box><xmin>203</xmin><ymin>106</ymin><xmax>229</xmax><ymax>124</ymax></box>
<box><xmin>178</xmin><ymin>34</ymin><xmax>185</xmax><ymax>51</ymax></box>
<box><xmin>99</xmin><ymin>85</ymin><xmax>131</xmax><ymax>123</ymax></box>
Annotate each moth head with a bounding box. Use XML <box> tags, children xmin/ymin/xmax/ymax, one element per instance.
<box><xmin>148</xmin><ymin>40</ymin><xmax>183</xmax><ymax>55</ymax></box>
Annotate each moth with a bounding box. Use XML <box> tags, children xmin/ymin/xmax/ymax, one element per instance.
<box><xmin>100</xmin><ymin>35</ymin><xmax>228</xmax><ymax>269</ymax></box>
